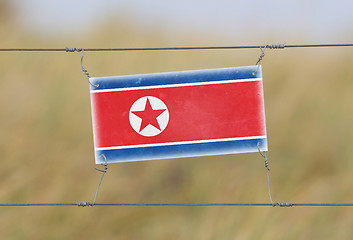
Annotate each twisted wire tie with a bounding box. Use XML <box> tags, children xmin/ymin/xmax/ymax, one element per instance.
<box><xmin>92</xmin><ymin>154</ymin><xmax>108</xmax><ymax>206</ymax></box>
<box><xmin>65</xmin><ymin>47</ymin><xmax>82</xmax><ymax>52</ymax></box>
<box><xmin>76</xmin><ymin>202</ymin><xmax>93</xmax><ymax>207</ymax></box>
<box><xmin>65</xmin><ymin>47</ymin><xmax>99</xmax><ymax>87</ymax></box>
<box><xmin>266</xmin><ymin>44</ymin><xmax>286</xmax><ymax>49</ymax></box>
<box><xmin>275</xmin><ymin>202</ymin><xmax>294</xmax><ymax>207</ymax></box>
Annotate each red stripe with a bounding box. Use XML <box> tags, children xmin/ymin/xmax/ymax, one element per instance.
<box><xmin>91</xmin><ymin>81</ymin><xmax>266</xmax><ymax>148</ymax></box>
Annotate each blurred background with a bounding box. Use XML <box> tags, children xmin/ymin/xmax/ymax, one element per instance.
<box><xmin>1</xmin><ymin>0</ymin><xmax>353</xmax><ymax>239</ymax></box>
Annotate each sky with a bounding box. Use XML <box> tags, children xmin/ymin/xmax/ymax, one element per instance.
<box><xmin>11</xmin><ymin>0</ymin><xmax>353</xmax><ymax>43</ymax></box>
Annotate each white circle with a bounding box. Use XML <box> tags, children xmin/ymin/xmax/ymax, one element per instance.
<box><xmin>129</xmin><ymin>96</ymin><xmax>169</xmax><ymax>137</ymax></box>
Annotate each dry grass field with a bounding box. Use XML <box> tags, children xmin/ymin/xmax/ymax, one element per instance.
<box><xmin>1</xmin><ymin>7</ymin><xmax>353</xmax><ymax>239</ymax></box>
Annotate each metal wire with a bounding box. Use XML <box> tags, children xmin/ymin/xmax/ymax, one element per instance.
<box><xmin>0</xmin><ymin>202</ymin><xmax>353</xmax><ymax>207</ymax></box>
<box><xmin>257</xmin><ymin>142</ymin><xmax>273</xmax><ymax>205</ymax></box>
<box><xmin>0</xmin><ymin>43</ymin><xmax>353</xmax><ymax>52</ymax></box>
<box><xmin>80</xmin><ymin>49</ymin><xmax>99</xmax><ymax>87</ymax></box>
<box><xmin>1</xmin><ymin>42</ymin><xmax>352</xmax><ymax>208</ymax></box>
<box><xmin>92</xmin><ymin>154</ymin><xmax>108</xmax><ymax>205</ymax></box>
<box><xmin>0</xmin><ymin>203</ymin><xmax>78</xmax><ymax>206</ymax></box>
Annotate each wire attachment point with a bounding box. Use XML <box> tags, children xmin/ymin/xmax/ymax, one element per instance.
<box><xmin>276</xmin><ymin>202</ymin><xmax>294</xmax><ymax>207</ymax></box>
<box><xmin>253</xmin><ymin>46</ymin><xmax>267</xmax><ymax>75</ymax></box>
<box><xmin>253</xmin><ymin>43</ymin><xmax>285</xmax><ymax>75</ymax></box>
<box><xmin>255</xmin><ymin>45</ymin><xmax>267</xmax><ymax>66</ymax></box>
<box><xmin>76</xmin><ymin>202</ymin><xmax>93</xmax><ymax>207</ymax></box>
<box><xmin>257</xmin><ymin>142</ymin><xmax>274</xmax><ymax>206</ymax></box>
<box><xmin>65</xmin><ymin>47</ymin><xmax>82</xmax><ymax>53</ymax></box>
<box><xmin>267</xmin><ymin>43</ymin><xmax>286</xmax><ymax>49</ymax></box>
<box><xmin>92</xmin><ymin>154</ymin><xmax>108</xmax><ymax>206</ymax></box>
<box><xmin>80</xmin><ymin>49</ymin><xmax>99</xmax><ymax>88</ymax></box>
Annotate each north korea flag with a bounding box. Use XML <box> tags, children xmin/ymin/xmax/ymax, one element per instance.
<box><xmin>90</xmin><ymin>66</ymin><xmax>267</xmax><ymax>164</ymax></box>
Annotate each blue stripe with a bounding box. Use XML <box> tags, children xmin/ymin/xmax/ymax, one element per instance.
<box><xmin>95</xmin><ymin>138</ymin><xmax>267</xmax><ymax>164</ymax></box>
<box><xmin>90</xmin><ymin>66</ymin><xmax>261</xmax><ymax>91</ymax></box>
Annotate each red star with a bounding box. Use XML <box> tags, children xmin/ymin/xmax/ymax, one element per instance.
<box><xmin>131</xmin><ymin>98</ymin><xmax>167</xmax><ymax>132</ymax></box>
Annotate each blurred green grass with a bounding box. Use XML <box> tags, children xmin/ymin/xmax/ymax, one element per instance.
<box><xmin>1</xmin><ymin>11</ymin><xmax>353</xmax><ymax>240</ymax></box>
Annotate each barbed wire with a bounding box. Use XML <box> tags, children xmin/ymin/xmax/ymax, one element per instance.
<box><xmin>0</xmin><ymin>43</ymin><xmax>352</xmax><ymax>52</ymax></box>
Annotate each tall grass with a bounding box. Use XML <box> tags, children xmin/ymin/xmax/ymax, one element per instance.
<box><xmin>1</xmin><ymin>18</ymin><xmax>353</xmax><ymax>239</ymax></box>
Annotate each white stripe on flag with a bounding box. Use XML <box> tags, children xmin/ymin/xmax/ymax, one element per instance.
<box><xmin>95</xmin><ymin>135</ymin><xmax>267</xmax><ymax>151</ymax></box>
<box><xmin>90</xmin><ymin>78</ymin><xmax>262</xmax><ymax>93</ymax></box>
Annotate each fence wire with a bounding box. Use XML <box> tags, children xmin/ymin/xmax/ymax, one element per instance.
<box><xmin>0</xmin><ymin>43</ymin><xmax>353</xmax><ymax>52</ymax></box>
<box><xmin>1</xmin><ymin>42</ymin><xmax>353</xmax><ymax>207</ymax></box>
<box><xmin>1</xmin><ymin>202</ymin><xmax>353</xmax><ymax>207</ymax></box>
